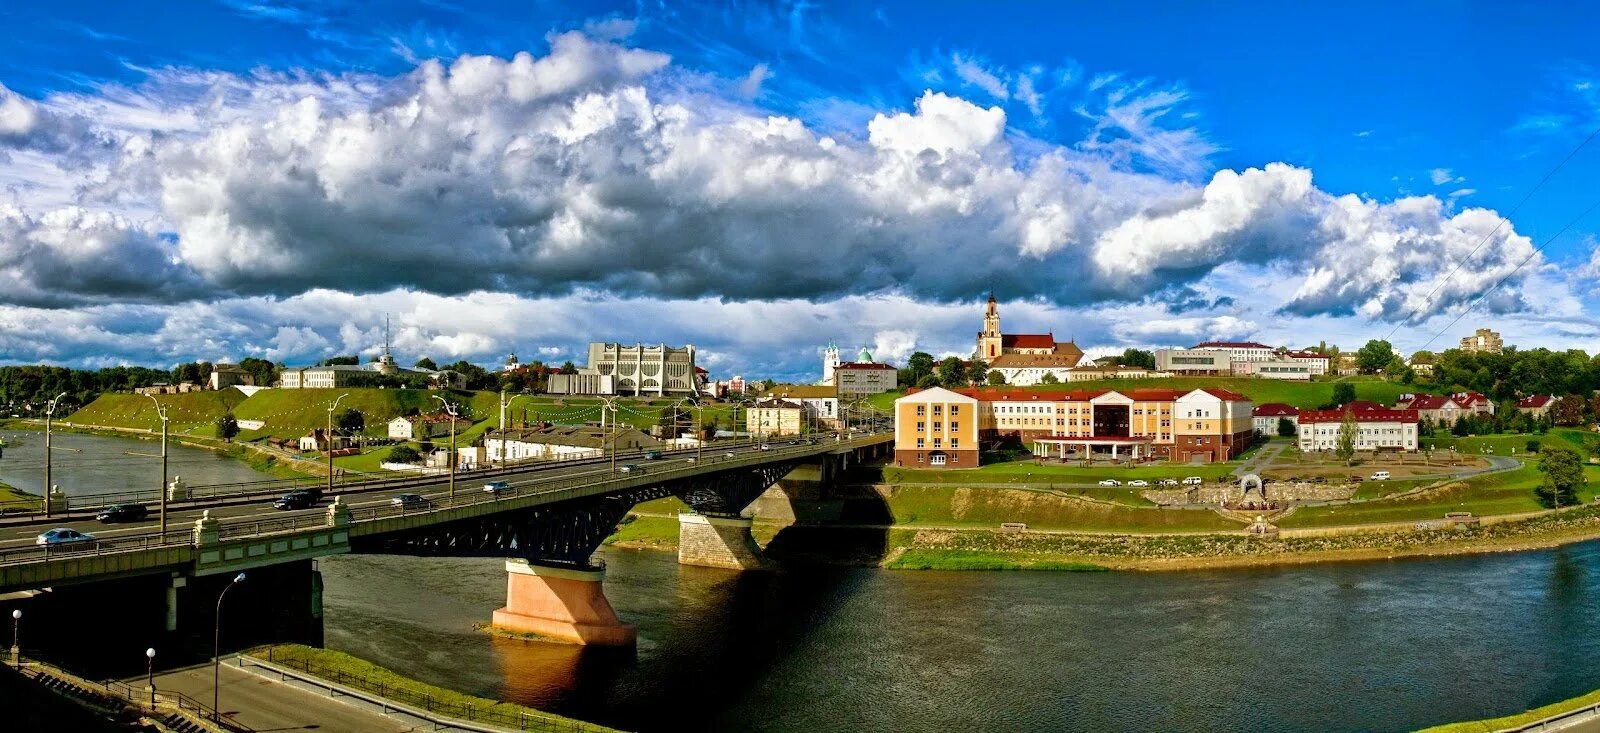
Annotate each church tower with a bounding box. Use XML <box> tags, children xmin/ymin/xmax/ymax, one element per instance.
<box><xmin>821</xmin><ymin>341</ymin><xmax>841</xmax><ymax>385</ymax></box>
<box><xmin>976</xmin><ymin>294</ymin><xmax>1003</xmax><ymax>360</ymax></box>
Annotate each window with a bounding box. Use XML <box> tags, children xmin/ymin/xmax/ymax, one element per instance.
<box><xmin>951</xmin><ymin>422</ymin><xmax>960</xmax><ymax>432</ymax></box>
<box><xmin>916</xmin><ymin>438</ymin><xmax>924</xmax><ymax>448</ymax></box>
<box><xmin>951</xmin><ymin>405</ymin><xmax>961</xmax><ymax>415</ymax></box>
<box><xmin>930</xmin><ymin>453</ymin><xmax>947</xmax><ymax>466</ymax></box>
<box><xmin>933</xmin><ymin>437</ymin><xmax>942</xmax><ymax>447</ymax></box>
<box><xmin>951</xmin><ymin>438</ymin><xmax>960</xmax><ymax>449</ymax></box>
<box><xmin>933</xmin><ymin>405</ymin><xmax>943</xmax><ymax>415</ymax></box>
<box><xmin>933</xmin><ymin>422</ymin><xmax>942</xmax><ymax>431</ymax></box>
<box><xmin>916</xmin><ymin>405</ymin><xmax>925</xmax><ymax>416</ymax></box>
<box><xmin>917</xmin><ymin>421</ymin><xmax>925</xmax><ymax>431</ymax></box>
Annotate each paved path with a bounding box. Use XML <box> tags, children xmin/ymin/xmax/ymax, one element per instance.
<box><xmin>141</xmin><ymin>660</ymin><xmax>424</xmax><ymax>733</ymax></box>
<box><xmin>1233</xmin><ymin>440</ymin><xmax>1289</xmax><ymax>477</ymax></box>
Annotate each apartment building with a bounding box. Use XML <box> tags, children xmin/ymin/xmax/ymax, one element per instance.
<box><xmin>1297</xmin><ymin>406</ymin><xmax>1419</xmax><ymax>452</ymax></box>
<box><xmin>893</xmin><ymin>387</ymin><xmax>980</xmax><ymax>468</ymax></box>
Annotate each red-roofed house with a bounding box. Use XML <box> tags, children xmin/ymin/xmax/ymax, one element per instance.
<box><xmin>1517</xmin><ymin>395</ymin><xmax>1556</xmax><ymax>417</ymax></box>
<box><xmin>1395</xmin><ymin>392</ymin><xmax>1493</xmax><ymax>424</ymax></box>
<box><xmin>1298</xmin><ymin>405</ymin><xmax>1419</xmax><ymax>452</ymax></box>
<box><xmin>1252</xmin><ymin>403</ymin><xmax>1299</xmax><ymax>435</ymax></box>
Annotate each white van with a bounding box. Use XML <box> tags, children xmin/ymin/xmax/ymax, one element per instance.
<box><xmin>1182</xmin><ymin>476</ymin><xmax>1203</xmax><ymax>485</ymax></box>
<box><xmin>1370</xmin><ymin>471</ymin><xmax>1391</xmax><ymax>481</ymax></box>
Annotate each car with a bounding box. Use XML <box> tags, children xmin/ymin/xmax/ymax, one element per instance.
<box><xmin>1157</xmin><ymin>478</ymin><xmax>1180</xmax><ymax>487</ymax></box>
<box><xmin>96</xmin><ymin>504</ymin><xmax>149</xmax><ymax>523</ymax></box>
<box><xmin>724</xmin><ymin>451</ymin><xmax>736</xmax><ymax>458</ymax></box>
<box><xmin>1098</xmin><ymin>479</ymin><xmax>1121</xmax><ymax>487</ymax></box>
<box><xmin>618</xmin><ymin>464</ymin><xmax>641</xmax><ymax>473</ymax></box>
<box><xmin>1182</xmin><ymin>476</ymin><xmax>1203</xmax><ymax>485</ymax></box>
<box><xmin>1370</xmin><ymin>471</ymin><xmax>1391</xmax><ymax>481</ymax></box>
<box><xmin>1350</xmin><ymin>475</ymin><xmax>1366</xmax><ymax>482</ymax></box>
<box><xmin>759</xmin><ymin>444</ymin><xmax>771</xmax><ymax>451</ymax></box>
<box><xmin>483</xmin><ymin>481</ymin><xmax>511</xmax><ymax>495</ymax></box>
<box><xmin>643</xmin><ymin>451</ymin><xmax>662</xmax><ymax>460</ymax></box>
<box><xmin>1127</xmin><ymin>479</ymin><xmax>1150</xmax><ymax>487</ymax></box>
<box><xmin>390</xmin><ymin>493</ymin><xmax>429</xmax><ymax>509</ymax></box>
<box><xmin>273</xmin><ymin>491</ymin><xmax>316</xmax><ymax>510</ymax></box>
<box><xmin>36</xmin><ymin>527</ymin><xmax>95</xmax><ymax>546</ymax></box>
<box><xmin>685</xmin><ymin>456</ymin><xmax>698</xmax><ymax>463</ymax></box>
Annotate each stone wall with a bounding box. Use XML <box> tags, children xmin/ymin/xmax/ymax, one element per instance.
<box><xmin>678</xmin><ymin>514</ymin><xmax>767</xmax><ymax>569</ymax></box>
<box><xmin>1143</xmin><ymin>482</ymin><xmax>1357</xmax><ymax>506</ymax></box>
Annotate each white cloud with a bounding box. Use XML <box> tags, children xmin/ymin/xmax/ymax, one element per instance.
<box><xmin>737</xmin><ymin>63</ymin><xmax>772</xmax><ymax>99</ymax></box>
<box><xmin>951</xmin><ymin>54</ymin><xmax>1009</xmax><ymax>101</ymax></box>
<box><xmin>1430</xmin><ymin>167</ymin><xmax>1463</xmax><ymax>185</ymax></box>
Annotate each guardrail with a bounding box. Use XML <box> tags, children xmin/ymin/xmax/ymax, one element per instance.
<box><xmin>0</xmin><ymin>434</ymin><xmax>889</xmax><ymax>569</ymax></box>
<box><xmin>101</xmin><ymin>676</ymin><xmax>250</xmax><ymax>732</ymax></box>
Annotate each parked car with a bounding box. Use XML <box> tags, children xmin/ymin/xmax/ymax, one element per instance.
<box><xmin>1098</xmin><ymin>479</ymin><xmax>1121</xmax><ymax>487</ymax></box>
<box><xmin>1370</xmin><ymin>471</ymin><xmax>1391</xmax><ymax>481</ymax></box>
<box><xmin>1350</xmin><ymin>475</ymin><xmax>1366</xmax><ymax>482</ymax></box>
<box><xmin>1157</xmin><ymin>478</ymin><xmax>1180</xmax><ymax>487</ymax></box>
<box><xmin>483</xmin><ymin>481</ymin><xmax>511</xmax><ymax>496</ymax></box>
<box><xmin>36</xmin><ymin>527</ymin><xmax>95</xmax><ymax>546</ymax></box>
<box><xmin>644</xmin><ymin>451</ymin><xmax>662</xmax><ymax>460</ymax></box>
<box><xmin>273</xmin><ymin>491</ymin><xmax>316</xmax><ymax>510</ymax></box>
<box><xmin>1182</xmin><ymin>476</ymin><xmax>1203</xmax><ymax>485</ymax></box>
<box><xmin>390</xmin><ymin>493</ymin><xmax>429</xmax><ymax>509</ymax></box>
<box><xmin>1126</xmin><ymin>479</ymin><xmax>1150</xmax><ymax>487</ymax></box>
<box><xmin>96</xmin><ymin>504</ymin><xmax>149</xmax><ymax>523</ymax></box>
<box><xmin>619</xmin><ymin>464</ymin><xmax>641</xmax><ymax>474</ymax></box>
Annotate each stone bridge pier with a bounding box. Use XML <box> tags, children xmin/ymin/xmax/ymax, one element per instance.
<box><xmin>674</xmin><ymin>455</ymin><xmax>843</xmax><ymax>570</ymax></box>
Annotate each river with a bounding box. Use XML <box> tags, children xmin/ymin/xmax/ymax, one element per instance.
<box><xmin>0</xmin><ymin>429</ymin><xmax>273</xmax><ymax>498</ymax></box>
<box><xmin>317</xmin><ymin>540</ymin><xmax>1600</xmax><ymax>732</ymax></box>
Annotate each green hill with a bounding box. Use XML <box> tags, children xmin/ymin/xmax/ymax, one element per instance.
<box><xmin>229</xmin><ymin>388</ymin><xmax>501</xmax><ymax>440</ymax></box>
<box><xmin>64</xmin><ymin>390</ymin><xmax>248</xmax><ymax>437</ymax></box>
<box><xmin>869</xmin><ymin>377</ymin><xmax>1416</xmax><ymax>410</ymax></box>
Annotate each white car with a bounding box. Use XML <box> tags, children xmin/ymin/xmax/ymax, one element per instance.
<box><xmin>1182</xmin><ymin>476</ymin><xmax>1203</xmax><ymax>485</ymax></box>
<box><xmin>1127</xmin><ymin>479</ymin><xmax>1150</xmax><ymax>487</ymax></box>
<box><xmin>36</xmin><ymin>527</ymin><xmax>95</xmax><ymax>546</ymax></box>
<box><xmin>1158</xmin><ymin>478</ymin><xmax>1180</xmax><ymax>487</ymax></box>
<box><xmin>1097</xmin><ymin>479</ymin><xmax>1121</xmax><ymax>487</ymax></box>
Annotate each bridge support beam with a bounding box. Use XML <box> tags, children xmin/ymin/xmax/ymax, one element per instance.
<box><xmin>492</xmin><ymin>559</ymin><xmax>635</xmax><ymax>646</ymax></box>
<box><xmin>677</xmin><ymin>513</ymin><xmax>766</xmax><ymax>570</ymax></box>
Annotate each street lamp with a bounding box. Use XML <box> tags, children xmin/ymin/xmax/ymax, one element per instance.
<box><xmin>326</xmin><ymin>393</ymin><xmax>351</xmax><ymax>497</ymax></box>
<box><xmin>213</xmin><ymin>572</ymin><xmax>245</xmax><ymax>722</ymax></box>
<box><xmin>142</xmin><ymin>394</ymin><xmax>171</xmax><ymax>533</ymax></box>
<box><xmin>10</xmin><ymin>609</ymin><xmax>19</xmax><ymax>667</ymax></box>
<box><xmin>431</xmin><ymin>395</ymin><xmax>460</xmax><ymax>497</ymax></box>
<box><xmin>496</xmin><ymin>390</ymin><xmax>528</xmax><ymax>469</ymax></box>
<box><xmin>43</xmin><ymin>392</ymin><xmax>66</xmax><ymax>518</ymax></box>
<box><xmin>599</xmin><ymin>397</ymin><xmax>619</xmax><ymax>473</ymax></box>
<box><xmin>145</xmin><ymin>647</ymin><xmax>156</xmax><ymax>709</ymax></box>
<box><xmin>677</xmin><ymin>397</ymin><xmax>703</xmax><ymax>462</ymax></box>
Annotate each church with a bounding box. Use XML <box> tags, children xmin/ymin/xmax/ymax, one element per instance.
<box><xmin>975</xmin><ymin>295</ymin><xmax>1084</xmax><ymax>385</ymax></box>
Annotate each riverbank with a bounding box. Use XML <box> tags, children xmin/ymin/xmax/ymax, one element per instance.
<box><xmin>1420</xmin><ymin>685</ymin><xmax>1600</xmax><ymax>732</ymax></box>
<box><xmin>3</xmin><ymin>419</ymin><xmax>319</xmax><ymax>480</ymax></box>
<box><xmin>606</xmin><ymin>500</ymin><xmax>1600</xmax><ymax>573</ymax></box>
<box><xmin>248</xmin><ymin>644</ymin><xmax>622</xmax><ymax>732</ymax></box>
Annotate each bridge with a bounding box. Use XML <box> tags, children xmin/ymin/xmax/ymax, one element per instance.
<box><xmin>0</xmin><ymin>432</ymin><xmax>891</xmax><ymax>650</ymax></box>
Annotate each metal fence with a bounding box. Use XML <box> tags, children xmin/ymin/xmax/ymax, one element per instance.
<box><xmin>101</xmin><ymin>676</ymin><xmax>250</xmax><ymax>732</ymax></box>
<box><xmin>0</xmin><ymin>528</ymin><xmax>194</xmax><ymax>566</ymax></box>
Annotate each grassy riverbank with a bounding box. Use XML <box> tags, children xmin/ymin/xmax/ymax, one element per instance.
<box><xmin>1420</xmin><ymin>685</ymin><xmax>1600</xmax><ymax>732</ymax></box>
<box><xmin>248</xmin><ymin>644</ymin><xmax>621</xmax><ymax>732</ymax></box>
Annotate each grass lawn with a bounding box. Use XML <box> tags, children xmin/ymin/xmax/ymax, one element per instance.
<box><xmin>605</xmin><ymin>514</ymin><xmax>680</xmax><ymax>548</ymax></box>
<box><xmin>64</xmin><ymin>390</ymin><xmax>248</xmax><ymax>437</ymax></box>
<box><xmin>249</xmin><ymin>644</ymin><xmax>618</xmax><ymax>732</ymax></box>
<box><xmin>331</xmin><ymin>447</ymin><xmax>396</xmax><ymax>474</ymax></box>
<box><xmin>1421</xmin><ymin>429</ymin><xmax>1596</xmax><ymax>456</ymax></box>
<box><xmin>1278</xmin><ymin>462</ymin><xmax>1549</xmax><ymax>528</ymax></box>
<box><xmin>1420</xmin><ymin>685</ymin><xmax>1600</xmax><ymax>732</ymax></box>
<box><xmin>0</xmin><ymin>481</ymin><xmax>41</xmax><ymax>513</ymax></box>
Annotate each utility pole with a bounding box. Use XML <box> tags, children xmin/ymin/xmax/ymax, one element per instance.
<box><xmin>42</xmin><ymin>392</ymin><xmax>66</xmax><ymax>518</ymax></box>
<box><xmin>432</xmin><ymin>395</ymin><xmax>459</xmax><ymax>497</ymax></box>
<box><xmin>600</xmin><ymin>397</ymin><xmax>618</xmax><ymax>473</ymax></box>
<box><xmin>142</xmin><ymin>394</ymin><xmax>170</xmax><ymax>533</ymax></box>
<box><xmin>326</xmin><ymin>393</ymin><xmax>350</xmax><ymax>498</ymax></box>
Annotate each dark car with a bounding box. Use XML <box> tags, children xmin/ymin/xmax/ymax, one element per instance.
<box><xmin>273</xmin><ymin>491</ymin><xmax>317</xmax><ymax>510</ymax></box>
<box><xmin>300</xmin><ymin>487</ymin><xmax>324</xmax><ymax>502</ymax></box>
<box><xmin>643</xmin><ymin>451</ymin><xmax>662</xmax><ymax>460</ymax></box>
<box><xmin>390</xmin><ymin>493</ymin><xmax>430</xmax><ymax>509</ymax></box>
<box><xmin>96</xmin><ymin>504</ymin><xmax>149</xmax><ymax>523</ymax></box>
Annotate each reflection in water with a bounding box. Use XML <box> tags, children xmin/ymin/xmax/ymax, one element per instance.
<box><xmin>320</xmin><ymin>540</ymin><xmax>1600</xmax><ymax>732</ymax></box>
<box><xmin>0</xmin><ymin>430</ymin><xmax>270</xmax><ymax>497</ymax></box>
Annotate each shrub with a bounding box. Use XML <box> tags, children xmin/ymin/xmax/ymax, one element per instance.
<box><xmin>386</xmin><ymin>444</ymin><xmax>421</xmax><ymax>464</ymax></box>
<box><xmin>1526</xmin><ymin>440</ymin><xmax>1541</xmax><ymax>454</ymax></box>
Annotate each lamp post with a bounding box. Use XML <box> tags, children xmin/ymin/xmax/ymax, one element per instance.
<box><xmin>326</xmin><ymin>393</ymin><xmax>351</xmax><ymax>497</ymax></box>
<box><xmin>213</xmin><ymin>572</ymin><xmax>245</xmax><ymax>722</ymax></box>
<box><xmin>10</xmin><ymin>609</ymin><xmax>19</xmax><ymax>667</ymax></box>
<box><xmin>145</xmin><ymin>647</ymin><xmax>156</xmax><ymax>709</ymax></box>
<box><xmin>142</xmin><ymin>394</ymin><xmax>171</xmax><ymax>533</ymax></box>
<box><xmin>599</xmin><ymin>397</ymin><xmax>619</xmax><ymax>473</ymax></box>
<box><xmin>677</xmin><ymin>397</ymin><xmax>702</xmax><ymax>462</ymax></box>
<box><xmin>431</xmin><ymin>395</ymin><xmax>459</xmax><ymax>497</ymax></box>
<box><xmin>43</xmin><ymin>392</ymin><xmax>66</xmax><ymax>518</ymax></box>
<box><xmin>496</xmin><ymin>390</ymin><xmax>527</xmax><ymax>469</ymax></box>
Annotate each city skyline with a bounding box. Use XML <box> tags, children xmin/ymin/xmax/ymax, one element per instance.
<box><xmin>4</xmin><ymin>2</ymin><xmax>1600</xmax><ymax>379</ymax></box>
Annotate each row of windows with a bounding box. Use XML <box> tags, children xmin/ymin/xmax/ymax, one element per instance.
<box><xmin>913</xmin><ymin>422</ymin><xmax>961</xmax><ymax>432</ymax></box>
<box><xmin>915</xmin><ymin>438</ymin><xmax>961</xmax><ymax>448</ymax></box>
<box><xmin>913</xmin><ymin>404</ymin><xmax>962</xmax><ymax>416</ymax></box>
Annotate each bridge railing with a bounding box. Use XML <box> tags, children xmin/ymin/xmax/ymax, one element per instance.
<box><xmin>101</xmin><ymin>676</ymin><xmax>251</xmax><ymax>732</ymax></box>
<box><xmin>0</xmin><ymin>528</ymin><xmax>193</xmax><ymax>567</ymax></box>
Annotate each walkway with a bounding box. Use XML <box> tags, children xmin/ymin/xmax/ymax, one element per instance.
<box><xmin>1233</xmin><ymin>440</ymin><xmax>1289</xmax><ymax>477</ymax></box>
<box><xmin>142</xmin><ymin>660</ymin><xmax>422</xmax><ymax>733</ymax></box>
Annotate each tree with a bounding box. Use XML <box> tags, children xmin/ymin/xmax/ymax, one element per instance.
<box><xmin>1330</xmin><ymin>383</ymin><xmax>1357</xmax><ymax>408</ymax></box>
<box><xmin>1120</xmin><ymin>348</ymin><xmax>1156</xmax><ymax>370</ymax></box>
<box><xmin>414</xmin><ymin>357</ymin><xmax>438</xmax><ymax>371</ymax></box>
<box><xmin>238</xmin><ymin>357</ymin><xmax>280</xmax><ymax>387</ymax></box>
<box><xmin>916</xmin><ymin>374</ymin><xmax>940</xmax><ymax>389</ymax></box>
<box><xmin>937</xmin><ymin>357</ymin><xmax>966</xmax><ymax>387</ymax></box>
<box><xmin>1335</xmin><ymin>409</ymin><xmax>1358</xmax><ymax>465</ymax></box>
<box><xmin>1039</xmin><ymin>372</ymin><xmax>1061</xmax><ymax>385</ymax></box>
<box><xmin>336</xmin><ymin>408</ymin><xmax>366</xmax><ymax>434</ymax></box>
<box><xmin>1451</xmin><ymin>416</ymin><xmax>1470</xmax><ymax>436</ymax></box>
<box><xmin>1537</xmin><ymin>446</ymin><xmax>1585</xmax><ymax>508</ymax></box>
<box><xmin>1357</xmin><ymin>340</ymin><xmax>1395</xmax><ymax>374</ymax></box>
<box><xmin>1277</xmin><ymin>417</ymin><xmax>1296</xmax><ymax>437</ymax></box>
<box><xmin>907</xmin><ymin>352</ymin><xmax>936</xmax><ymax>382</ymax></box>
<box><xmin>966</xmin><ymin>359</ymin><xmax>989</xmax><ymax>386</ymax></box>
<box><xmin>215</xmin><ymin>412</ymin><xmax>239</xmax><ymax>443</ymax></box>
<box><xmin>1552</xmin><ymin>395</ymin><xmax>1587</xmax><ymax>427</ymax></box>
<box><xmin>559</xmin><ymin>361</ymin><xmax>579</xmax><ymax>375</ymax></box>
<box><xmin>986</xmin><ymin>370</ymin><xmax>1008</xmax><ymax>386</ymax></box>
<box><xmin>386</xmin><ymin>444</ymin><xmax>421</xmax><ymax>464</ymax></box>
<box><xmin>322</xmin><ymin>356</ymin><xmax>360</xmax><ymax>366</ymax></box>
<box><xmin>1526</xmin><ymin>440</ymin><xmax>1542</xmax><ymax>454</ymax></box>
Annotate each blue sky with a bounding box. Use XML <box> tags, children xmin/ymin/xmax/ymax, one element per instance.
<box><xmin>2</xmin><ymin>1</ymin><xmax>1599</xmax><ymax>379</ymax></box>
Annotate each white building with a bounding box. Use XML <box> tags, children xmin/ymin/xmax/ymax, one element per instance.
<box><xmin>1297</xmin><ymin>406</ymin><xmax>1419</xmax><ymax>452</ymax></box>
<box><xmin>580</xmin><ymin>342</ymin><xmax>698</xmax><ymax>396</ymax></box>
<box><xmin>1190</xmin><ymin>341</ymin><xmax>1277</xmax><ymax>362</ymax></box>
<box><xmin>1244</xmin><ymin>359</ymin><xmax>1315</xmax><ymax>381</ymax></box>
<box><xmin>484</xmin><ymin>424</ymin><xmax>660</xmax><ymax>463</ymax></box>
<box><xmin>1154</xmin><ymin>348</ymin><xmax>1231</xmax><ymax>375</ymax></box>
<box><xmin>820</xmin><ymin>342</ymin><xmax>841</xmax><ymax>386</ymax></box>
<box><xmin>1252</xmin><ymin>403</ymin><xmax>1299</xmax><ymax>436</ymax></box>
<box><xmin>1284</xmin><ymin>351</ymin><xmax>1330</xmax><ymax>376</ymax></box>
<box><xmin>547</xmin><ymin>372</ymin><xmax>617</xmax><ymax>396</ymax></box>
<box><xmin>387</xmin><ymin>414</ymin><xmax>470</xmax><ymax>441</ymax></box>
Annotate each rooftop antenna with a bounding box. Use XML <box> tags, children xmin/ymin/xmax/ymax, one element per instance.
<box><xmin>383</xmin><ymin>314</ymin><xmax>392</xmax><ymax>360</ymax></box>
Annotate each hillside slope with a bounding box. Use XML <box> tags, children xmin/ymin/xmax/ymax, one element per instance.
<box><xmin>64</xmin><ymin>390</ymin><xmax>248</xmax><ymax>437</ymax></box>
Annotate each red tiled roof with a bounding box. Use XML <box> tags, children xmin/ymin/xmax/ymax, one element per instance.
<box><xmin>1345</xmin><ymin>400</ymin><xmax>1384</xmax><ymax>412</ymax></box>
<box><xmin>1518</xmin><ymin>395</ymin><xmax>1554</xmax><ymax>408</ymax></box>
<box><xmin>1197</xmin><ymin>387</ymin><xmax>1250</xmax><ymax>401</ymax></box>
<box><xmin>1285</xmin><ymin>351</ymin><xmax>1327</xmax><ymax>360</ymax></box>
<box><xmin>1001</xmin><ymin>333</ymin><xmax>1057</xmax><ymax>349</ymax></box>
<box><xmin>1192</xmin><ymin>341</ymin><xmax>1273</xmax><ymax>349</ymax></box>
<box><xmin>836</xmin><ymin>361</ymin><xmax>896</xmax><ymax>370</ymax></box>
<box><xmin>1253</xmin><ymin>403</ymin><xmax>1298</xmax><ymax>416</ymax></box>
<box><xmin>1300</xmin><ymin>407</ymin><xmax>1418</xmax><ymax>424</ymax></box>
<box><xmin>1399</xmin><ymin>392</ymin><xmax>1488</xmax><ymax>410</ymax></box>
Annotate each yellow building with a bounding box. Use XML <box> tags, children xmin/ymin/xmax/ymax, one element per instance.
<box><xmin>747</xmin><ymin>399</ymin><xmax>804</xmax><ymax>437</ymax></box>
<box><xmin>893</xmin><ymin>387</ymin><xmax>980</xmax><ymax>468</ymax></box>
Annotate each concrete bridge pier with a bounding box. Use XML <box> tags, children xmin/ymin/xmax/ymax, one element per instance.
<box><xmin>677</xmin><ymin>513</ymin><xmax>767</xmax><ymax>569</ymax></box>
<box><xmin>492</xmin><ymin>559</ymin><xmax>635</xmax><ymax>646</ymax></box>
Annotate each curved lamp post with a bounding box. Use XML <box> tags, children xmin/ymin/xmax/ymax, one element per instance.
<box><xmin>212</xmin><ymin>572</ymin><xmax>245</xmax><ymax>722</ymax></box>
<box><xmin>43</xmin><ymin>392</ymin><xmax>66</xmax><ymax>519</ymax></box>
<box><xmin>142</xmin><ymin>393</ymin><xmax>171</xmax><ymax>533</ymax></box>
<box><xmin>597</xmin><ymin>397</ymin><xmax>620</xmax><ymax>472</ymax></box>
<box><xmin>431</xmin><ymin>395</ymin><xmax>461</xmax><ymax>496</ymax></box>
<box><xmin>326</xmin><ymin>393</ymin><xmax>351</xmax><ymax>497</ymax></box>
<box><xmin>677</xmin><ymin>397</ymin><xmax>703</xmax><ymax>462</ymax></box>
<box><xmin>496</xmin><ymin>390</ymin><xmax>530</xmax><ymax>469</ymax></box>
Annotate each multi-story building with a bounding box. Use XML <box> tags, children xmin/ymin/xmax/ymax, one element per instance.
<box><xmin>893</xmin><ymin>387</ymin><xmax>980</xmax><ymax>468</ymax></box>
<box><xmin>581</xmin><ymin>342</ymin><xmax>698</xmax><ymax>396</ymax></box>
<box><xmin>747</xmin><ymin>398</ymin><xmax>805</xmax><ymax>437</ymax></box>
<box><xmin>546</xmin><ymin>372</ymin><xmax>617</xmax><ymax>396</ymax></box>
<box><xmin>1242</xmin><ymin>358</ymin><xmax>1315</xmax><ymax>381</ymax></box>
<box><xmin>898</xmin><ymin>386</ymin><xmax>1253</xmax><ymax>466</ymax></box>
<box><xmin>208</xmin><ymin>363</ymin><xmax>255</xmax><ymax>390</ymax></box>
<box><xmin>1191</xmin><ymin>341</ymin><xmax>1276</xmax><ymax>363</ymax></box>
<box><xmin>1395</xmin><ymin>392</ymin><xmax>1494</xmax><ymax>425</ymax></box>
<box><xmin>1284</xmin><ymin>351</ymin><xmax>1330</xmax><ymax>376</ymax></box>
<box><xmin>1252</xmin><ymin>403</ymin><xmax>1299</xmax><ymax>436</ymax></box>
<box><xmin>484</xmin><ymin>424</ymin><xmax>659</xmax><ymax>462</ymax></box>
<box><xmin>820</xmin><ymin>342</ymin><xmax>841</xmax><ymax>386</ymax></box>
<box><xmin>1517</xmin><ymin>395</ymin><xmax>1556</xmax><ymax>417</ymax></box>
<box><xmin>279</xmin><ymin>351</ymin><xmax>456</xmax><ymax>388</ymax></box>
<box><xmin>758</xmin><ymin>385</ymin><xmax>840</xmax><ymax>429</ymax></box>
<box><xmin>1459</xmin><ymin>328</ymin><xmax>1504</xmax><ymax>354</ymax></box>
<box><xmin>831</xmin><ymin>347</ymin><xmax>898</xmax><ymax>396</ymax></box>
<box><xmin>1297</xmin><ymin>406</ymin><xmax>1419</xmax><ymax>452</ymax></box>
<box><xmin>1154</xmin><ymin>348</ymin><xmax>1231</xmax><ymax>375</ymax></box>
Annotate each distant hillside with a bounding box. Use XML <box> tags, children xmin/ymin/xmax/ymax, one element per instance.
<box><xmin>64</xmin><ymin>390</ymin><xmax>248</xmax><ymax>437</ymax></box>
<box><xmin>229</xmin><ymin>388</ymin><xmax>501</xmax><ymax>440</ymax></box>
<box><xmin>869</xmin><ymin>376</ymin><xmax>1417</xmax><ymax>410</ymax></box>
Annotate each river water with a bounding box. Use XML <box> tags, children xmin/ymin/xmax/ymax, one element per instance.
<box><xmin>317</xmin><ymin>540</ymin><xmax>1600</xmax><ymax>732</ymax></box>
<box><xmin>0</xmin><ymin>430</ymin><xmax>272</xmax><ymax>498</ymax></box>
